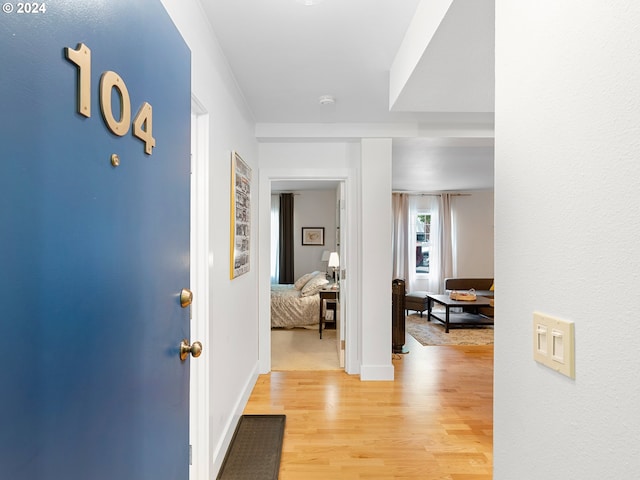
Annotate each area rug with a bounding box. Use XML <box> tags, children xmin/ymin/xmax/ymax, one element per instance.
<box><xmin>406</xmin><ymin>313</ymin><xmax>494</xmax><ymax>346</ymax></box>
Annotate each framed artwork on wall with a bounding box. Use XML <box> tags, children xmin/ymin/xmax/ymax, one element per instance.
<box><xmin>230</xmin><ymin>151</ymin><xmax>251</xmax><ymax>279</ymax></box>
<box><xmin>301</xmin><ymin>227</ymin><xmax>324</xmax><ymax>246</ymax></box>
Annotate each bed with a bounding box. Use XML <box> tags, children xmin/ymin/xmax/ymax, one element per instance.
<box><xmin>270</xmin><ymin>272</ymin><xmax>328</xmax><ymax>328</ymax></box>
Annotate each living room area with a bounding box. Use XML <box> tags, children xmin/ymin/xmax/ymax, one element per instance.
<box><xmin>269</xmin><ymin>187</ymin><xmax>494</xmax><ymax>372</ymax></box>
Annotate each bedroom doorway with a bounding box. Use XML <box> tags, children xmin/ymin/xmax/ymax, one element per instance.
<box><xmin>270</xmin><ymin>179</ymin><xmax>346</xmax><ymax>371</ymax></box>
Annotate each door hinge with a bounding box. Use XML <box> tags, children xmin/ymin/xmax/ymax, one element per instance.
<box><xmin>189</xmin><ymin>444</ymin><xmax>192</xmax><ymax>465</ymax></box>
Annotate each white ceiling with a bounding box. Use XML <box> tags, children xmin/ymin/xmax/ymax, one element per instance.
<box><xmin>200</xmin><ymin>0</ymin><xmax>495</xmax><ymax>191</ymax></box>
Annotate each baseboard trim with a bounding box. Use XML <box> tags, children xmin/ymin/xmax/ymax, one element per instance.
<box><xmin>360</xmin><ymin>363</ymin><xmax>394</xmax><ymax>381</ymax></box>
<box><xmin>211</xmin><ymin>361</ymin><xmax>260</xmax><ymax>475</ymax></box>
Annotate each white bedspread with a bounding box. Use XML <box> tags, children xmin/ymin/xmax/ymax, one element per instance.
<box><xmin>270</xmin><ymin>284</ymin><xmax>319</xmax><ymax>327</ymax></box>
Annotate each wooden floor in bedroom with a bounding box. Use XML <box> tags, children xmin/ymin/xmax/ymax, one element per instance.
<box><xmin>244</xmin><ymin>333</ymin><xmax>493</xmax><ymax>479</ymax></box>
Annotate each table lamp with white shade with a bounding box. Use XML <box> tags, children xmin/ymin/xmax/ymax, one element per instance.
<box><xmin>328</xmin><ymin>251</ymin><xmax>340</xmax><ymax>289</ymax></box>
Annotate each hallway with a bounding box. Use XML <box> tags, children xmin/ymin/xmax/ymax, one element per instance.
<box><xmin>244</xmin><ymin>334</ymin><xmax>493</xmax><ymax>479</ymax></box>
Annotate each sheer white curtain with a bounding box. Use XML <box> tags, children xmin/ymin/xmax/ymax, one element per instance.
<box><xmin>393</xmin><ymin>194</ymin><xmax>431</xmax><ymax>293</ymax></box>
<box><xmin>392</xmin><ymin>193</ymin><xmax>409</xmax><ymax>283</ymax></box>
<box><xmin>270</xmin><ymin>194</ymin><xmax>280</xmax><ymax>283</ymax></box>
<box><xmin>436</xmin><ymin>193</ymin><xmax>454</xmax><ymax>293</ymax></box>
<box><xmin>418</xmin><ymin>193</ymin><xmax>454</xmax><ymax>294</ymax></box>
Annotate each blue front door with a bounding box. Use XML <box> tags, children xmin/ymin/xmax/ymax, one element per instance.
<box><xmin>0</xmin><ymin>1</ymin><xmax>192</xmax><ymax>479</ymax></box>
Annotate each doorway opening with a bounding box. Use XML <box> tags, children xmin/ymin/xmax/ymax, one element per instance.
<box><xmin>269</xmin><ymin>179</ymin><xmax>346</xmax><ymax>372</ymax></box>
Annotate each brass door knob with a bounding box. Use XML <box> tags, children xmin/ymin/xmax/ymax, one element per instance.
<box><xmin>180</xmin><ymin>339</ymin><xmax>203</xmax><ymax>361</ymax></box>
<box><xmin>180</xmin><ymin>288</ymin><xmax>193</xmax><ymax>308</ymax></box>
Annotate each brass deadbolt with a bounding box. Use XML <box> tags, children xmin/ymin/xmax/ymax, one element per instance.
<box><xmin>180</xmin><ymin>339</ymin><xmax>203</xmax><ymax>361</ymax></box>
<box><xmin>180</xmin><ymin>288</ymin><xmax>193</xmax><ymax>308</ymax></box>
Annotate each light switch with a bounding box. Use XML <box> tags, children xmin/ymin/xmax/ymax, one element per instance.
<box><xmin>533</xmin><ymin>312</ymin><xmax>575</xmax><ymax>379</ymax></box>
<box><xmin>537</xmin><ymin>324</ymin><xmax>548</xmax><ymax>354</ymax></box>
<box><xmin>532</xmin><ymin>314</ymin><xmax>550</xmax><ymax>365</ymax></box>
<box><xmin>552</xmin><ymin>329</ymin><xmax>564</xmax><ymax>363</ymax></box>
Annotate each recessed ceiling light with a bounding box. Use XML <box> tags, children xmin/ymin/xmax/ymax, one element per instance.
<box><xmin>296</xmin><ymin>0</ymin><xmax>325</xmax><ymax>5</ymax></box>
<box><xmin>318</xmin><ymin>95</ymin><xmax>335</xmax><ymax>105</ymax></box>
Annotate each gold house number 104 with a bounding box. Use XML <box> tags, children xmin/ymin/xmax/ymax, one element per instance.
<box><xmin>65</xmin><ymin>43</ymin><xmax>156</xmax><ymax>155</ymax></box>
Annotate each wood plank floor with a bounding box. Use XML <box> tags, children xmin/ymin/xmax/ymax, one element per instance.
<box><xmin>244</xmin><ymin>334</ymin><xmax>493</xmax><ymax>479</ymax></box>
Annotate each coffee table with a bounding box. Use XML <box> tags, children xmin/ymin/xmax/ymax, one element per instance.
<box><xmin>426</xmin><ymin>294</ymin><xmax>494</xmax><ymax>333</ymax></box>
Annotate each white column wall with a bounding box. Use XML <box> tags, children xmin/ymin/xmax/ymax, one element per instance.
<box><xmin>495</xmin><ymin>2</ymin><xmax>640</xmax><ymax>479</ymax></box>
<box><xmin>359</xmin><ymin>139</ymin><xmax>394</xmax><ymax>380</ymax></box>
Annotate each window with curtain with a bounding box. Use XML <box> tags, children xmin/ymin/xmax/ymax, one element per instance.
<box><xmin>409</xmin><ymin>195</ymin><xmax>439</xmax><ymax>293</ymax></box>
<box><xmin>393</xmin><ymin>193</ymin><xmax>452</xmax><ymax>294</ymax></box>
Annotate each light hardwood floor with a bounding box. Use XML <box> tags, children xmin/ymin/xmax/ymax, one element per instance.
<box><xmin>244</xmin><ymin>334</ymin><xmax>493</xmax><ymax>479</ymax></box>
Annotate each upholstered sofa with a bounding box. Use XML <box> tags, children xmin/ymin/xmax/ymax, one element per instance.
<box><xmin>405</xmin><ymin>278</ymin><xmax>495</xmax><ymax>317</ymax></box>
<box><xmin>444</xmin><ymin>278</ymin><xmax>493</xmax><ymax>297</ymax></box>
<box><xmin>444</xmin><ymin>278</ymin><xmax>494</xmax><ymax>316</ymax></box>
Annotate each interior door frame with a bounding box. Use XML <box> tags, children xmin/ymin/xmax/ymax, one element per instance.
<box><xmin>189</xmin><ymin>96</ymin><xmax>210</xmax><ymax>480</ymax></box>
<box><xmin>337</xmin><ymin>182</ymin><xmax>346</xmax><ymax>368</ymax></box>
<box><xmin>258</xmin><ymin>168</ymin><xmax>359</xmax><ymax>375</ymax></box>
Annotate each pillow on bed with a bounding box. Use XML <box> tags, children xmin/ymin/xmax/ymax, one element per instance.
<box><xmin>300</xmin><ymin>275</ymin><xmax>329</xmax><ymax>297</ymax></box>
<box><xmin>293</xmin><ymin>271</ymin><xmax>321</xmax><ymax>290</ymax></box>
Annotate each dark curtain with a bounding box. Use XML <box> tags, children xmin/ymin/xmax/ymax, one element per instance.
<box><xmin>278</xmin><ymin>193</ymin><xmax>295</xmax><ymax>284</ymax></box>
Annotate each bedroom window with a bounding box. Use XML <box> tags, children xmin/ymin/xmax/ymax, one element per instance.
<box><xmin>416</xmin><ymin>213</ymin><xmax>431</xmax><ymax>274</ymax></box>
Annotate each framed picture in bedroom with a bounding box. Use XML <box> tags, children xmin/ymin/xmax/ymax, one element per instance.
<box><xmin>230</xmin><ymin>151</ymin><xmax>251</xmax><ymax>279</ymax></box>
<box><xmin>301</xmin><ymin>227</ymin><xmax>324</xmax><ymax>246</ymax></box>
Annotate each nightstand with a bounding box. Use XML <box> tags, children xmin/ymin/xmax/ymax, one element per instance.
<box><xmin>319</xmin><ymin>287</ymin><xmax>339</xmax><ymax>339</ymax></box>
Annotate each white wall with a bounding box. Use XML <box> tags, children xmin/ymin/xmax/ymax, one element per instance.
<box><xmin>293</xmin><ymin>190</ymin><xmax>337</xmax><ymax>280</ymax></box>
<box><xmin>359</xmin><ymin>139</ymin><xmax>394</xmax><ymax>380</ymax></box>
<box><xmin>257</xmin><ymin>141</ymin><xmax>393</xmax><ymax>379</ymax></box>
<box><xmin>495</xmin><ymin>2</ymin><xmax>640</xmax><ymax>479</ymax></box>
<box><xmin>161</xmin><ymin>0</ymin><xmax>260</xmax><ymax>476</ymax></box>
<box><xmin>452</xmin><ymin>191</ymin><xmax>494</xmax><ymax>277</ymax></box>
<box><xmin>258</xmin><ymin>142</ymin><xmax>361</xmax><ymax>375</ymax></box>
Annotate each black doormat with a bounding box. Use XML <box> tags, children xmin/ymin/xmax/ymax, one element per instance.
<box><xmin>216</xmin><ymin>414</ymin><xmax>286</xmax><ymax>480</ymax></box>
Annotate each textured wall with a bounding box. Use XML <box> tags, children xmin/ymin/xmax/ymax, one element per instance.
<box><xmin>293</xmin><ymin>190</ymin><xmax>338</xmax><ymax>280</ymax></box>
<box><xmin>495</xmin><ymin>1</ymin><xmax>640</xmax><ymax>479</ymax></box>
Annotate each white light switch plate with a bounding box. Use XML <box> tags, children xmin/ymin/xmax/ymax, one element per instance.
<box><xmin>533</xmin><ymin>312</ymin><xmax>575</xmax><ymax>379</ymax></box>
